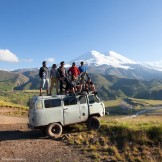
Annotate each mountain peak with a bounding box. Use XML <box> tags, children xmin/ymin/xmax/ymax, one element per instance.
<box><xmin>109</xmin><ymin>51</ymin><xmax>136</xmax><ymax>64</ymax></box>
<box><xmin>70</xmin><ymin>50</ymin><xmax>137</xmax><ymax>69</ymax></box>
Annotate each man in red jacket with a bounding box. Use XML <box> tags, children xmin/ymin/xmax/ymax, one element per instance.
<box><xmin>67</xmin><ymin>62</ymin><xmax>80</xmax><ymax>79</ymax></box>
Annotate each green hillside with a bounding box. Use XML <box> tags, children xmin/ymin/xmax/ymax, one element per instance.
<box><xmin>0</xmin><ymin>70</ymin><xmax>29</xmax><ymax>91</ymax></box>
<box><xmin>1</xmin><ymin>70</ymin><xmax>162</xmax><ymax>100</ymax></box>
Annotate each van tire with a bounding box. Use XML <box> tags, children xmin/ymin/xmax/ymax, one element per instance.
<box><xmin>87</xmin><ymin>116</ymin><xmax>100</xmax><ymax>130</ymax></box>
<box><xmin>46</xmin><ymin>123</ymin><xmax>62</xmax><ymax>138</ymax></box>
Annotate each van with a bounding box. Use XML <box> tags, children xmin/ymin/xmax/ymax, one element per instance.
<box><xmin>28</xmin><ymin>93</ymin><xmax>105</xmax><ymax>138</ymax></box>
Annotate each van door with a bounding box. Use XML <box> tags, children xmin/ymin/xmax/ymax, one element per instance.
<box><xmin>78</xmin><ymin>95</ymin><xmax>88</xmax><ymax>122</ymax></box>
<box><xmin>63</xmin><ymin>96</ymin><xmax>81</xmax><ymax>125</ymax></box>
<box><xmin>88</xmin><ymin>94</ymin><xmax>104</xmax><ymax>115</ymax></box>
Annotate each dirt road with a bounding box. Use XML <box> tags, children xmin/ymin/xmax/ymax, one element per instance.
<box><xmin>0</xmin><ymin>107</ymin><xmax>91</xmax><ymax>162</ymax></box>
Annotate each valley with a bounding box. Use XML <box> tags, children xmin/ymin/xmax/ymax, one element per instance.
<box><xmin>0</xmin><ymin>90</ymin><xmax>162</xmax><ymax>161</ymax></box>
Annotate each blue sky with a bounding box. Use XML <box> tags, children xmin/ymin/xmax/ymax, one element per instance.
<box><xmin>0</xmin><ymin>0</ymin><xmax>162</xmax><ymax>70</ymax></box>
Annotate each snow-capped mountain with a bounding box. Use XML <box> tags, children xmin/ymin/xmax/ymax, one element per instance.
<box><xmin>69</xmin><ymin>50</ymin><xmax>162</xmax><ymax>80</ymax></box>
<box><xmin>142</xmin><ymin>61</ymin><xmax>162</xmax><ymax>71</ymax></box>
<box><xmin>10</xmin><ymin>50</ymin><xmax>162</xmax><ymax>81</ymax></box>
<box><xmin>71</xmin><ymin>50</ymin><xmax>162</xmax><ymax>71</ymax></box>
<box><xmin>70</xmin><ymin>50</ymin><xmax>137</xmax><ymax>69</ymax></box>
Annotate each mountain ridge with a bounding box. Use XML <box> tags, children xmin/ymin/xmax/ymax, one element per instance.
<box><xmin>1</xmin><ymin>50</ymin><xmax>162</xmax><ymax>100</ymax></box>
<box><xmin>1</xmin><ymin>69</ymin><xmax>162</xmax><ymax>100</ymax></box>
<box><xmin>68</xmin><ymin>50</ymin><xmax>162</xmax><ymax>81</ymax></box>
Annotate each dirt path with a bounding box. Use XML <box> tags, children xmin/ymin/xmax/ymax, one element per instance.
<box><xmin>0</xmin><ymin>114</ymin><xmax>27</xmax><ymax>124</ymax></box>
<box><xmin>0</xmin><ymin>107</ymin><xmax>91</xmax><ymax>162</ymax></box>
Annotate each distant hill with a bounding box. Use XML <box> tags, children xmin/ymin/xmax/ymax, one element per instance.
<box><xmin>1</xmin><ymin>67</ymin><xmax>162</xmax><ymax>100</ymax></box>
<box><xmin>0</xmin><ymin>70</ymin><xmax>29</xmax><ymax>91</ymax></box>
<box><xmin>89</xmin><ymin>73</ymin><xmax>162</xmax><ymax>100</ymax></box>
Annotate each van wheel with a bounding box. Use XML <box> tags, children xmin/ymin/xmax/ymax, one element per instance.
<box><xmin>46</xmin><ymin>123</ymin><xmax>62</xmax><ymax>138</ymax></box>
<box><xmin>87</xmin><ymin>116</ymin><xmax>100</xmax><ymax>130</ymax></box>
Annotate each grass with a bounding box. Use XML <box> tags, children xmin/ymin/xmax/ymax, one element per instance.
<box><xmin>64</xmin><ymin>115</ymin><xmax>162</xmax><ymax>162</ymax></box>
<box><xmin>104</xmin><ymin>98</ymin><xmax>162</xmax><ymax>108</ymax></box>
<box><xmin>0</xmin><ymin>90</ymin><xmax>38</xmax><ymax>114</ymax></box>
<box><xmin>128</xmin><ymin>98</ymin><xmax>162</xmax><ymax>107</ymax></box>
<box><xmin>0</xmin><ymin>90</ymin><xmax>40</xmax><ymax>107</ymax></box>
<box><xmin>0</xmin><ymin>100</ymin><xmax>28</xmax><ymax>110</ymax></box>
<box><xmin>104</xmin><ymin>99</ymin><xmax>122</xmax><ymax>108</ymax></box>
<box><xmin>104</xmin><ymin>98</ymin><xmax>162</xmax><ymax>116</ymax></box>
<box><xmin>101</xmin><ymin>115</ymin><xmax>162</xmax><ymax>130</ymax></box>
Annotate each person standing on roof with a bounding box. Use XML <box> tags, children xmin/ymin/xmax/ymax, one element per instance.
<box><xmin>57</xmin><ymin>61</ymin><xmax>67</xmax><ymax>94</ymax></box>
<box><xmin>78</xmin><ymin>61</ymin><xmax>88</xmax><ymax>87</ymax></box>
<box><xmin>78</xmin><ymin>61</ymin><xmax>87</xmax><ymax>73</ymax></box>
<box><xmin>67</xmin><ymin>62</ymin><xmax>80</xmax><ymax>79</ymax></box>
<box><xmin>39</xmin><ymin>61</ymin><xmax>50</xmax><ymax>96</ymax></box>
<box><xmin>49</xmin><ymin>64</ymin><xmax>59</xmax><ymax>95</ymax></box>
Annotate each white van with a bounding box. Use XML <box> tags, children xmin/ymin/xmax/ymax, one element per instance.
<box><xmin>28</xmin><ymin>93</ymin><xmax>105</xmax><ymax>138</ymax></box>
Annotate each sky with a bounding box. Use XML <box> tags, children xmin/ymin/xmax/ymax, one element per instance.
<box><xmin>0</xmin><ymin>0</ymin><xmax>162</xmax><ymax>70</ymax></box>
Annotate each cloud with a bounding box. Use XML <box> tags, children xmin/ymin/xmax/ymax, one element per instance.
<box><xmin>46</xmin><ymin>58</ymin><xmax>55</xmax><ymax>63</ymax></box>
<box><xmin>0</xmin><ymin>49</ymin><xmax>19</xmax><ymax>62</ymax></box>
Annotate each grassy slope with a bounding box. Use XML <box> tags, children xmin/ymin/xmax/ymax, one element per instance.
<box><xmin>104</xmin><ymin>98</ymin><xmax>162</xmax><ymax>115</ymax></box>
<box><xmin>64</xmin><ymin>116</ymin><xmax>162</xmax><ymax>162</ymax></box>
<box><xmin>0</xmin><ymin>90</ymin><xmax>40</xmax><ymax>107</ymax></box>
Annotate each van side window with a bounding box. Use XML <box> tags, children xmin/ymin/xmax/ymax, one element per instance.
<box><xmin>79</xmin><ymin>96</ymin><xmax>86</xmax><ymax>104</ymax></box>
<box><xmin>88</xmin><ymin>95</ymin><xmax>98</xmax><ymax>104</ymax></box>
<box><xmin>63</xmin><ymin>97</ymin><xmax>77</xmax><ymax>106</ymax></box>
<box><xmin>44</xmin><ymin>99</ymin><xmax>61</xmax><ymax>108</ymax></box>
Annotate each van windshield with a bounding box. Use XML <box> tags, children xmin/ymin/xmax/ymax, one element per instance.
<box><xmin>88</xmin><ymin>95</ymin><xmax>99</xmax><ymax>104</ymax></box>
<box><xmin>36</xmin><ymin>100</ymin><xmax>43</xmax><ymax>109</ymax></box>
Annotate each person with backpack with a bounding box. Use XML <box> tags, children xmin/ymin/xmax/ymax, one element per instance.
<box><xmin>39</xmin><ymin>61</ymin><xmax>50</xmax><ymax>96</ymax></box>
<box><xmin>57</xmin><ymin>61</ymin><xmax>67</xmax><ymax>94</ymax></box>
<box><xmin>49</xmin><ymin>64</ymin><xmax>59</xmax><ymax>95</ymax></box>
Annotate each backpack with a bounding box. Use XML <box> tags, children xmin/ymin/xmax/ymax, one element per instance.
<box><xmin>39</xmin><ymin>67</ymin><xmax>46</xmax><ymax>78</ymax></box>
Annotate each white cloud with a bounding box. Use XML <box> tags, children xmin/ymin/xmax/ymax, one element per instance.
<box><xmin>143</xmin><ymin>60</ymin><xmax>162</xmax><ymax>71</ymax></box>
<box><xmin>0</xmin><ymin>49</ymin><xmax>19</xmax><ymax>63</ymax></box>
<box><xmin>46</xmin><ymin>58</ymin><xmax>55</xmax><ymax>63</ymax></box>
